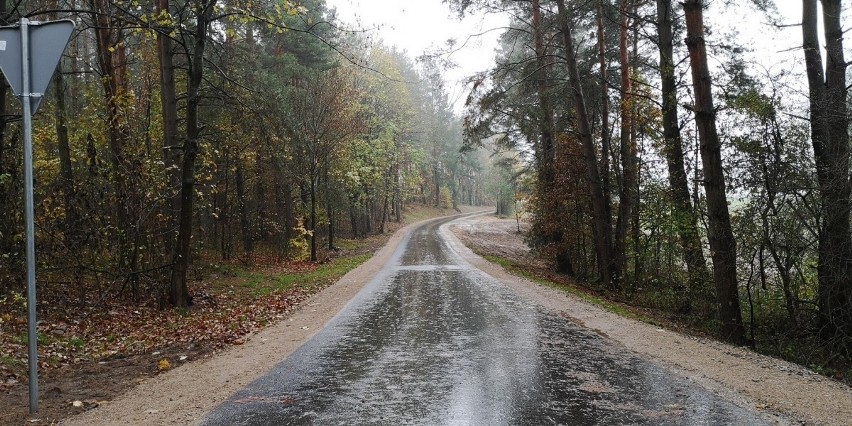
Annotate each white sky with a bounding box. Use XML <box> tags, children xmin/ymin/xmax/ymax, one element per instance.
<box><xmin>326</xmin><ymin>0</ymin><xmax>509</xmax><ymax>111</ymax></box>
<box><xmin>325</xmin><ymin>1</ymin><xmax>838</xmax><ymax>114</ymax></box>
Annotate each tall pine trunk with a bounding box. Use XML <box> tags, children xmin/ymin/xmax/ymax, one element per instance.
<box><xmin>235</xmin><ymin>160</ymin><xmax>253</xmax><ymax>255</ymax></box>
<box><xmin>54</xmin><ymin>63</ymin><xmax>78</xmax><ymax>247</ymax></box>
<box><xmin>657</xmin><ymin>0</ymin><xmax>710</xmax><ymax>311</ymax></box>
<box><xmin>532</xmin><ymin>0</ymin><xmax>573</xmax><ymax>276</ymax></box>
<box><xmin>597</xmin><ymin>3</ymin><xmax>612</xmax><ymax>219</ymax></box>
<box><xmin>156</xmin><ymin>0</ymin><xmax>180</xmax><ymax>257</ymax></box>
<box><xmin>682</xmin><ymin>0</ymin><xmax>745</xmax><ymax>344</ymax></box>
<box><xmin>555</xmin><ymin>0</ymin><xmax>614</xmax><ymax>286</ymax></box>
<box><xmin>93</xmin><ymin>0</ymin><xmax>133</xmax><ymax>273</ymax></box>
<box><xmin>309</xmin><ymin>173</ymin><xmax>318</xmax><ymax>262</ymax></box>
<box><xmin>802</xmin><ymin>0</ymin><xmax>852</xmax><ymax>338</ymax></box>
<box><xmin>613</xmin><ymin>0</ymin><xmax>638</xmax><ymax>282</ymax></box>
<box><xmin>170</xmin><ymin>0</ymin><xmax>214</xmax><ymax>306</ymax></box>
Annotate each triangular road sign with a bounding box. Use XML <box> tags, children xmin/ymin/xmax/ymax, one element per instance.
<box><xmin>0</xmin><ymin>19</ymin><xmax>75</xmax><ymax>114</ymax></box>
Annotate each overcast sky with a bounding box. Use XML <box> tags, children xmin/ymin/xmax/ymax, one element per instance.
<box><xmin>325</xmin><ymin>0</ymin><xmax>509</xmax><ymax>111</ymax></box>
<box><xmin>324</xmin><ymin>1</ymin><xmax>830</xmax><ymax>113</ymax></box>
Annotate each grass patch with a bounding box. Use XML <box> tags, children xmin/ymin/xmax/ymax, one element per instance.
<box><xmin>0</xmin><ymin>354</ymin><xmax>21</xmax><ymax>368</ymax></box>
<box><xmin>276</xmin><ymin>254</ymin><xmax>372</xmax><ymax>293</ymax></box>
<box><xmin>334</xmin><ymin>238</ymin><xmax>365</xmax><ymax>251</ymax></box>
<box><xmin>482</xmin><ymin>254</ymin><xmax>650</xmax><ymax>323</ymax></box>
<box><xmin>15</xmin><ymin>331</ymin><xmax>50</xmax><ymax>346</ymax></box>
<box><xmin>235</xmin><ymin>254</ymin><xmax>375</xmax><ymax>298</ymax></box>
<box><xmin>68</xmin><ymin>336</ymin><xmax>86</xmax><ymax>349</ymax></box>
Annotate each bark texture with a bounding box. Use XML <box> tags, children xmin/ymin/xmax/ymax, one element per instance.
<box><xmin>802</xmin><ymin>0</ymin><xmax>852</xmax><ymax>339</ymax></box>
<box><xmin>555</xmin><ymin>0</ymin><xmax>614</xmax><ymax>286</ymax></box>
<box><xmin>656</xmin><ymin>0</ymin><xmax>710</xmax><ymax>310</ymax></box>
<box><xmin>682</xmin><ymin>0</ymin><xmax>745</xmax><ymax>344</ymax></box>
<box><xmin>171</xmin><ymin>0</ymin><xmax>215</xmax><ymax>306</ymax></box>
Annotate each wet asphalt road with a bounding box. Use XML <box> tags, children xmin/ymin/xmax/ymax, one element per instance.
<box><xmin>202</xmin><ymin>214</ymin><xmax>769</xmax><ymax>425</ymax></box>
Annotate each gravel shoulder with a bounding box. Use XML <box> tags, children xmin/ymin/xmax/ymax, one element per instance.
<box><xmin>446</xmin><ymin>214</ymin><xmax>852</xmax><ymax>426</ymax></box>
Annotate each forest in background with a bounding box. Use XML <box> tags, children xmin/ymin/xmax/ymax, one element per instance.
<box><xmin>452</xmin><ymin>0</ymin><xmax>850</xmax><ymax>379</ymax></box>
<box><xmin>0</xmin><ymin>0</ymin><xmax>498</xmax><ymax>312</ymax></box>
<box><xmin>0</xmin><ymin>0</ymin><xmax>849</xmax><ymax>390</ymax></box>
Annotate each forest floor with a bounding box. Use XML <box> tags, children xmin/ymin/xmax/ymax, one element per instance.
<box><xmin>0</xmin><ymin>204</ymin><xmax>473</xmax><ymax>425</ymax></box>
<box><xmin>449</xmin><ymin>214</ymin><xmax>852</xmax><ymax>426</ymax></box>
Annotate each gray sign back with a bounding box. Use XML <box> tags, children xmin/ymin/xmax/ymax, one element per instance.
<box><xmin>0</xmin><ymin>20</ymin><xmax>75</xmax><ymax>114</ymax></box>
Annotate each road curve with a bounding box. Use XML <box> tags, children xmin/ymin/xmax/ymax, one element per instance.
<box><xmin>202</xmin><ymin>213</ymin><xmax>770</xmax><ymax>425</ymax></box>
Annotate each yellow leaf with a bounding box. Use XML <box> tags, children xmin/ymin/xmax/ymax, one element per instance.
<box><xmin>157</xmin><ymin>358</ymin><xmax>171</xmax><ymax>372</ymax></box>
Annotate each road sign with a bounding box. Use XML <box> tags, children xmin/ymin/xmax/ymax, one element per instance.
<box><xmin>0</xmin><ymin>18</ymin><xmax>75</xmax><ymax>415</ymax></box>
<box><xmin>0</xmin><ymin>19</ymin><xmax>74</xmax><ymax>114</ymax></box>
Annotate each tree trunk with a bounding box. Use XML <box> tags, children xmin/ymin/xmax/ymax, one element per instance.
<box><xmin>532</xmin><ymin>0</ymin><xmax>573</xmax><ymax>275</ymax></box>
<box><xmin>657</xmin><ymin>0</ymin><xmax>710</xmax><ymax>313</ymax></box>
<box><xmin>394</xmin><ymin>166</ymin><xmax>403</xmax><ymax>222</ymax></box>
<box><xmin>329</xmin><ymin>203</ymin><xmax>336</xmax><ymax>249</ymax></box>
<box><xmin>597</xmin><ymin>3</ymin><xmax>612</xmax><ymax>219</ymax></box>
<box><xmin>156</xmin><ymin>0</ymin><xmax>180</xmax><ymax>252</ymax></box>
<box><xmin>54</xmin><ymin>64</ymin><xmax>78</xmax><ymax>246</ymax></box>
<box><xmin>325</xmin><ymin>163</ymin><xmax>336</xmax><ymax>249</ymax></box>
<box><xmin>309</xmin><ymin>174</ymin><xmax>318</xmax><ymax>262</ymax></box>
<box><xmin>350</xmin><ymin>198</ymin><xmax>359</xmax><ymax>238</ymax></box>
<box><xmin>614</xmin><ymin>0</ymin><xmax>637</xmax><ymax>282</ymax></box>
<box><xmin>218</xmin><ymin>150</ymin><xmax>231</xmax><ymax>260</ymax></box>
<box><xmin>380</xmin><ymin>194</ymin><xmax>388</xmax><ymax>234</ymax></box>
<box><xmin>170</xmin><ymin>0</ymin><xmax>214</xmax><ymax>307</ymax></box>
<box><xmin>236</xmin><ymin>160</ymin><xmax>253</xmax><ymax>254</ymax></box>
<box><xmin>555</xmin><ymin>0</ymin><xmax>614</xmax><ymax>286</ymax></box>
<box><xmin>682</xmin><ymin>0</ymin><xmax>745</xmax><ymax>344</ymax></box>
<box><xmin>802</xmin><ymin>0</ymin><xmax>852</xmax><ymax>338</ymax></box>
<box><xmin>365</xmin><ymin>199</ymin><xmax>374</xmax><ymax>234</ymax></box>
<box><xmin>93</xmin><ymin>0</ymin><xmax>132</xmax><ymax>272</ymax></box>
<box><xmin>434</xmin><ymin>166</ymin><xmax>441</xmax><ymax>207</ymax></box>
<box><xmin>284</xmin><ymin>182</ymin><xmax>294</xmax><ymax>258</ymax></box>
<box><xmin>272</xmin><ymin>158</ymin><xmax>287</xmax><ymax>257</ymax></box>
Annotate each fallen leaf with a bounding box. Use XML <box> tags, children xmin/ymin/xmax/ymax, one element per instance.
<box><xmin>157</xmin><ymin>358</ymin><xmax>171</xmax><ymax>372</ymax></box>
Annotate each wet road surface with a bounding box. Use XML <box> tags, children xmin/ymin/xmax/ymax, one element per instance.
<box><xmin>203</xmin><ymin>214</ymin><xmax>769</xmax><ymax>425</ymax></box>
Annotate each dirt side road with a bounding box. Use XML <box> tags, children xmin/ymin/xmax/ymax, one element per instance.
<box><xmin>447</xmin><ymin>214</ymin><xmax>852</xmax><ymax>426</ymax></box>
<box><xmin>63</xmin><ymin>213</ymin><xmax>851</xmax><ymax>426</ymax></box>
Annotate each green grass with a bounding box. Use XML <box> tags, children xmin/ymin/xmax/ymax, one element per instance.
<box><xmin>69</xmin><ymin>336</ymin><xmax>86</xmax><ymax>349</ymax></box>
<box><xmin>15</xmin><ymin>331</ymin><xmax>49</xmax><ymax>346</ymax></box>
<box><xmin>276</xmin><ymin>254</ymin><xmax>372</xmax><ymax>293</ymax></box>
<box><xmin>240</xmin><ymin>254</ymin><xmax>374</xmax><ymax>298</ymax></box>
<box><xmin>334</xmin><ymin>238</ymin><xmax>365</xmax><ymax>251</ymax></box>
<box><xmin>0</xmin><ymin>354</ymin><xmax>21</xmax><ymax>368</ymax></box>
<box><xmin>482</xmin><ymin>254</ymin><xmax>649</xmax><ymax>323</ymax></box>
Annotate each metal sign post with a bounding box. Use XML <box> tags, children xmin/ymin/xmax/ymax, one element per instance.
<box><xmin>0</xmin><ymin>17</ymin><xmax>74</xmax><ymax>415</ymax></box>
<box><xmin>21</xmin><ymin>17</ymin><xmax>39</xmax><ymax>415</ymax></box>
